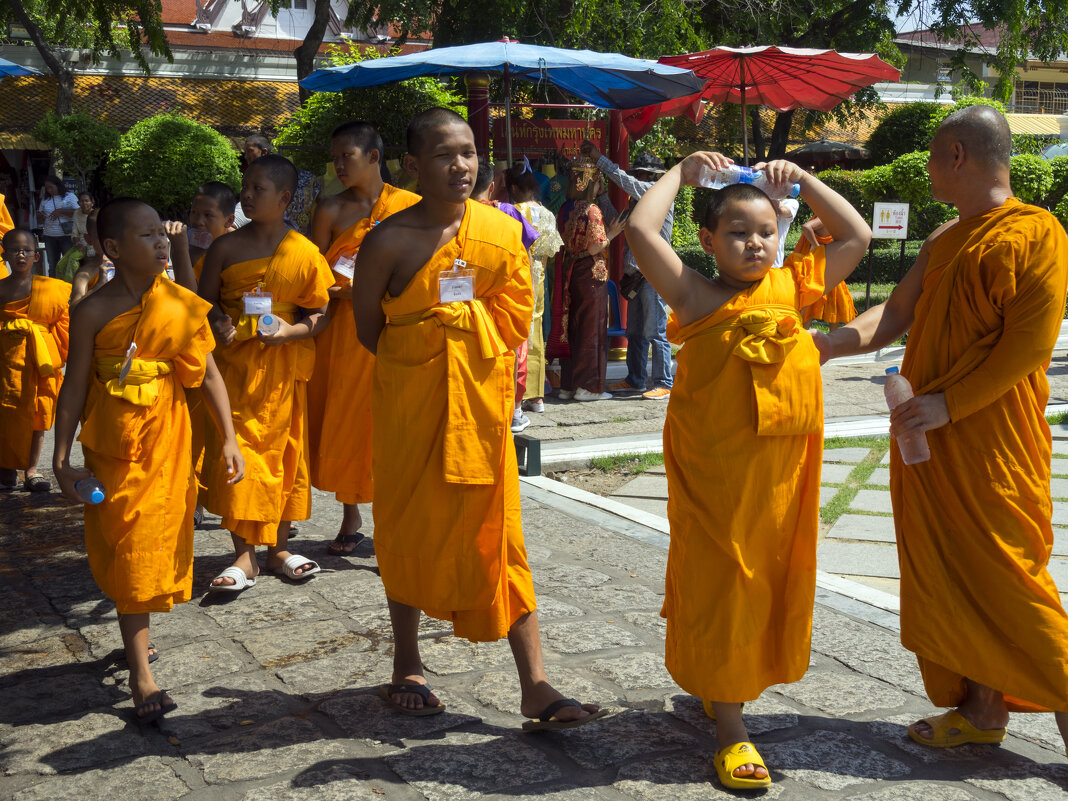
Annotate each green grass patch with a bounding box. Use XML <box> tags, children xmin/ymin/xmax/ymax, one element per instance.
<box><xmin>589</xmin><ymin>451</ymin><xmax>665</xmax><ymax>475</ymax></box>
<box><xmin>1046</xmin><ymin>410</ymin><xmax>1068</xmax><ymax>425</ymax></box>
<box><xmin>820</xmin><ymin>440</ymin><xmax>891</xmax><ymax>526</ymax></box>
<box><xmin>608</xmin><ymin>416</ymin><xmax>636</xmax><ymax>424</ymax></box>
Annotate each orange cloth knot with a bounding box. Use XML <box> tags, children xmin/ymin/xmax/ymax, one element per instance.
<box><xmin>726</xmin><ymin>306</ymin><xmax>803</xmax><ymax>364</ymax></box>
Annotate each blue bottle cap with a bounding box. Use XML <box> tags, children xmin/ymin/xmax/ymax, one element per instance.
<box><xmin>89</xmin><ymin>489</ymin><xmax>105</xmax><ymax>504</ymax></box>
<box><xmin>261</xmin><ymin>314</ymin><xmax>274</xmax><ymax>325</ymax></box>
<box><xmin>885</xmin><ymin>366</ymin><xmax>899</xmax><ymax>374</ymax></box>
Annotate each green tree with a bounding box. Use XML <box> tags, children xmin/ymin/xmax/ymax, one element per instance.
<box><xmin>0</xmin><ymin>0</ymin><xmax>171</xmax><ymax>116</ymax></box>
<box><xmin>105</xmin><ymin>114</ymin><xmax>240</xmax><ymax>219</ymax></box>
<box><xmin>866</xmin><ymin>102</ymin><xmax>941</xmax><ymax>165</ymax></box>
<box><xmin>275</xmin><ymin>44</ymin><xmax>467</xmax><ymax>175</ymax></box>
<box><xmin>32</xmin><ymin>111</ymin><xmax>119</xmax><ymax>190</ymax></box>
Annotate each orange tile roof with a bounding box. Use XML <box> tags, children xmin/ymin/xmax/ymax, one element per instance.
<box><xmin>0</xmin><ymin>75</ymin><xmax>300</xmax><ymax>137</ymax></box>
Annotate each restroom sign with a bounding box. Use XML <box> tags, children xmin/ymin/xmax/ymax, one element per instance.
<box><xmin>872</xmin><ymin>202</ymin><xmax>909</xmax><ymax>240</ymax></box>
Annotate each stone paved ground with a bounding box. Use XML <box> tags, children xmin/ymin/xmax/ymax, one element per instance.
<box><xmin>3</xmin><ymin>436</ymin><xmax>1068</xmax><ymax>800</ymax></box>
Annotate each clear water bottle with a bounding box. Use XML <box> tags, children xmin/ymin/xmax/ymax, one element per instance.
<box><xmin>696</xmin><ymin>164</ymin><xmax>801</xmax><ymax>199</ymax></box>
<box><xmin>883</xmin><ymin>367</ymin><xmax>931</xmax><ymax>465</ymax></box>
<box><xmin>258</xmin><ymin>314</ymin><xmax>280</xmax><ymax>335</ymax></box>
<box><xmin>74</xmin><ymin>477</ymin><xmax>106</xmax><ymax>504</ymax></box>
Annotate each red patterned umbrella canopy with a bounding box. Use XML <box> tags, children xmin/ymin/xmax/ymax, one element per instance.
<box><xmin>624</xmin><ymin>46</ymin><xmax>899</xmax><ymax>157</ymax></box>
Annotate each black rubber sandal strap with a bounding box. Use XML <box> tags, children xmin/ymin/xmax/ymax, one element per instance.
<box><xmin>534</xmin><ymin>697</ymin><xmax>580</xmax><ymax>722</ymax></box>
<box><xmin>387</xmin><ymin>683</ymin><xmax>432</xmax><ymax>702</ymax></box>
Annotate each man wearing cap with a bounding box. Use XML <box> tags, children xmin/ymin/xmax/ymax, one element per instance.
<box><xmin>581</xmin><ymin>140</ymin><xmax>674</xmax><ymax>400</ymax></box>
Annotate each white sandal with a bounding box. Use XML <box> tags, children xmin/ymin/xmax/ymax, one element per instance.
<box><xmin>271</xmin><ymin>554</ymin><xmax>321</xmax><ymax>580</ymax></box>
<box><xmin>208</xmin><ymin>565</ymin><xmax>256</xmax><ymax>593</ymax></box>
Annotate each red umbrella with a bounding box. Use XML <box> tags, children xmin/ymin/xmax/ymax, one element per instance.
<box><xmin>624</xmin><ymin>46</ymin><xmax>899</xmax><ymax>156</ymax></box>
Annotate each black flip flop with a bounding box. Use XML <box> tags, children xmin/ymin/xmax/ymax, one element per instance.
<box><xmin>117</xmin><ymin>643</ymin><xmax>160</xmax><ymax>667</ymax></box>
<box><xmin>327</xmin><ymin>532</ymin><xmax>365</xmax><ymax>556</ymax></box>
<box><xmin>23</xmin><ymin>475</ymin><xmax>51</xmax><ymax>493</ymax></box>
<box><xmin>132</xmin><ymin>689</ymin><xmax>177</xmax><ymax>726</ymax></box>
<box><xmin>522</xmin><ymin>698</ymin><xmax>610</xmax><ymax>731</ymax></box>
<box><xmin>0</xmin><ymin>468</ymin><xmax>19</xmax><ymax>490</ymax></box>
<box><xmin>379</xmin><ymin>683</ymin><xmax>446</xmax><ymax>716</ymax></box>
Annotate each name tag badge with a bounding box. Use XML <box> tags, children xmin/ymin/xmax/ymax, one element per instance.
<box><xmin>187</xmin><ymin>228</ymin><xmax>214</xmax><ymax>250</ymax></box>
<box><xmin>438</xmin><ymin>259</ymin><xmax>475</xmax><ymax>304</ymax></box>
<box><xmin>243</xmin><ymin>290</ymin><xmax>273</xmax><ymax>316</ymax></box>
<box><xmin>333</xmin><ymin>254</ymin><xmax>356</xmax><ymax>281</ymax></box>
<box><xmin>118</xmin><ymin>342</ymin><xmax>138</xmax><ymax>386</ymax></box>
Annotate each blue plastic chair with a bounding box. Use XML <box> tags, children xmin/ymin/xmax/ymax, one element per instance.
<box><xmin>606</xmin><ymin>279</ymin><xmax>626</xmax><ymax>359</ymax></box>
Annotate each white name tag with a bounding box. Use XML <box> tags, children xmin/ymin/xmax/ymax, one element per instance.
<box><xmin>333</xmin><ymin>254</ymin><xmax>355</xmax><ymax>281</ymax></box>
<box><xmin>243</xmin><ymin>291</ymin><xmax>273</xmax><ymax>316</ymax></box>
<box><xmin>438</xmin><ymin>258</ymin><xmax>475</xmax><ymax>304</ymax></box>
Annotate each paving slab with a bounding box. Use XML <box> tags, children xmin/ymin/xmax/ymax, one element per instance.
<box><xmin>822</xmin><ymin>447</ymin><xmax>872</xmax><ymax>464</ymax></box>
<box><xmin>850</xmin><ymin>488</ymin><xmax>894</xmax><ymax>514</ymax></box>
<box><xmin>827</xmin><ymin>513</ymin><xmax>897</xmax><ymax>543</ymax></box>
<box><xmin>609</xmin><ymin>475</ymin><xmax>668</xmax><ymax>500</ymax></box>
<box><xmin>819</xmin><ymin>486</ymin><xmax>839</xmax><ymax>506</ymax></box>
<box><xmin>817</xmin><ymin>541</ymin><xmax>901</xmax><ymax>579</ymax></box>
<box><xmin>819</xmin><ymin>463</ymin><xmax>855</xmax><ymax>484</ymax></box>
<box><xmin>611</xmin><ymin>496</ymin><xmax>669</xmax><ymax>519</ymax></box>
<box><xmin>867</xmin><ymin>467</ymin><xmax>890</xmax><ymax>486</ymax></box>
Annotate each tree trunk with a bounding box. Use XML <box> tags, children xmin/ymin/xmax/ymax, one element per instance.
<box><xmin>5</xmin><ymin>0</ymin><xmax>75</xmax><ymax>115</ymax></box>
<box><xmin>295</xmin><ymin>0</ymin><xmax>333</xmax><ymax>104</ymax></box>
<box><xmin>768</xmin><ymin>109</ymin><xmax>796</xmax><ymax>159</ymax></box>
<box><xmin>748</xmin><ymin>106</ymin><xmax>765</xmax><ymax>163</ymax></box>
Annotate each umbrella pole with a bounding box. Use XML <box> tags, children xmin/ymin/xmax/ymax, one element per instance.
<box><xmin>504</xmin><ymin>64</ymin><xmax>513</xmax><ymax>166</ymax></box>
<box><xmin>741</xmin><ymin>85</ymin><xmax>748</xmax><ymax>167</ymax></box>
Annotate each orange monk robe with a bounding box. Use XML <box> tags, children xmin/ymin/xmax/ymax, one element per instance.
<box><xmin>894</xmin><ymin>198</ymin><xmax>1068</xmax><ymax>713</ymax></box>
<box><xmin>662</xmin><ymin>249</ymin><xmax>826</xmax><ymax>701</ymax></box>
<box><xmin>78</xmin><ymin>277</ymin><xmax>214</xmax><ymax>613</ymax></box>
<box><xmin>793</xmin><ymin>233</ymin><xmax>856</xmax><ymax>325</ymax></box>
<box><xmin>188</xmin><ymin>254</ymin><xmax>207</xmax><ymax>492</ymax></box>
<box><xmin>0</xmin><ymin>195</ymin><xmax>14</xmax><ymax>280</ymax></box>
<box><xmin>308</xmin><ymin>184</ymin><xmax>420</xmax><ymax>505</ymax></box>
<box><xmin>372</xmin><ymin>200</ymin><xmax>535</xmax><ymax>642</ymax></box>
<box><xmin>202</xmin><ymin>231</ymin><xmax>333</xmax><ymax>546</ymax></box>
<box><xmin>0</xmin><ymin>276</ymin><xmax>70</xmax><ymax>469</ymax></box>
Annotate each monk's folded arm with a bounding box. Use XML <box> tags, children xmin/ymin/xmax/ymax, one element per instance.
<box><xmin>943</xmin><ymin>245</ymin><xmax>1067</xmax><ymax>421</ymax></box>
<box><xmin>489</xmin><ymin>254</ymin><xmax>534</xmax><ymax>350</ymax></box>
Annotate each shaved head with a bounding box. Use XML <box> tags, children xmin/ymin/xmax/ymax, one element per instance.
<box><xmin>934</xmin><ymin>105</ymin><xmax>1011</xmax><ymax>170</ymax></box>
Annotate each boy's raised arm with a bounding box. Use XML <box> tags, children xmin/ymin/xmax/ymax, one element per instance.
<box><xmin>165</xmin><ymin>221</ymin><xmax>197</xmax><ymax>292</ymax></box>
<box><xmin>199</xmin><ymin>353</ymin><xmax>244</xmax><ymax>484</ymax></box>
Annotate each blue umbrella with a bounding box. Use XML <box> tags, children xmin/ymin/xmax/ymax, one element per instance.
<box><xmin>301</xmin><ymin>41</ymin><xmax>703</xmax><ymax>161</ymax></box>
<box><xmin>1042</xmin><ymin>142</ymin><xmax>1068</xmax><ymax>160</ymax></box>
<box><xmin>0</xmin><ymin>57</ymin><xmax>41</xmax><ymax>78</ymax></box>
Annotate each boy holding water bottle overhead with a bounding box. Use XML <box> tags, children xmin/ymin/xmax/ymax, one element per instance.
<box><xmin>196</xmin><ymin>154</ymin><xmax>333</xmax><ymax>592</ymax></box>
<box><xmin>625</xmin><ymin>153</ymin><xmax>870</xmax><ymax>790</ymax></box>
<box><xmin>52</xmin><ymin>197</ymin><xmax>244</xmax><ymax>725</ymax></box>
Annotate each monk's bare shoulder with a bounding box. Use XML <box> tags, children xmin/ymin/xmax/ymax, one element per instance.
<box><xmin>69</xmin><ymin>281</ymin><xmax>116</xmax><ymax>340</ymax></box>
<box><xmin>362</xmin><ymin>205</ymin><xmax>426</xmax><ymax>269</ymax></box>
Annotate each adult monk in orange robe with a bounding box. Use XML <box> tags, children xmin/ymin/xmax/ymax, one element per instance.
<box><xmin>354</xmin><ymin>108</ymin><xmax>605</xmax><ymax>729</ymax></box>
<box><xmin>626</xmin><ymin>151</ymin><xmax>870</xmax><ymax>789</ymax></box>
<box><xmin>308</xmin><ymin>120</ymin><xmax>419</xmax><ymax>555</ymax></box>
<box><xmin>198</xmin><ymin>155</ymin><xmax>333</xmax><ymax>591</ymax></box>
<box><xmin>53</xmin><ymin>198</ymin><xmax>242</xmax><ymax>723</ymax></box>
<box><xmin>0</xmin><ymin>229</ymin><xmax>69</xmax><ymax>491</ymax></box>
<box><xmin>817</xmin><ymin>105</ymin><xmax>1068</xmax><ymax>753</ymax></box>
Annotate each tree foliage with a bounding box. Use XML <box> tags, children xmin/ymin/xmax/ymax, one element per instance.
<box><xmin>105</xmin><ymin>114</ymin><xmax>240</xmax><ymax>219</ymax></box>
<box><xmin>0</xmin><ymin>0</ymin><xmax>171</xmax><ymax>115</ymax></box>
<box><xmin>1009</xmin><ymin>153</ymin><xmax>1054</xmax><ymax>203</ymax></box>
<box><xmin>32</xmin><ymin>111</ymin><xmax>120</xmax><ymax>190</ymax></box>
<box><xmin>274</xmin><ymin>45</ymin><xmax>466</xmax><ymax>174</ymax></box>
<box><xmin>866</xmin><ymin>102</ymin><xmax>941</xmax><ymax>165</ymax></box>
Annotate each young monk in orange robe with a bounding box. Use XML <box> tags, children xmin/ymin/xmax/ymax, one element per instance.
<box><xmin>353</xmin><ymin>108</ymin><xmax>606</xmax><ymax>729</ymax></box>
<box><xmin>817</xmin><ymin>105</ymin><xmax>1068</xmax><ymax>754</ymax></box>
<box><xmin>198</xmin><ymin>155</ymin><xmax>333</xmax><ymax>591</ymax></box>
<box><xmin>307</xmin><ymin>120</ymin><xmax>419</xmax><ymax>556</ymax></box>
<box><xmin>794</xmin><ymin>217</ymin><xmax>857</xmax><ymax>327</ymax></box>
<box><xmin>52</xmin><ymin>198</ymin><xmax>243</xmax><ymax>724</ymax></box>
<box><xmin>0</xmin><ymin>229</ymin><xmax>70</xmax><ymax>491</ymax></box>
<box><xmin>626</xmin><ymin>152</ymin><xmax>870</xmax><ymax>789</ymax></box>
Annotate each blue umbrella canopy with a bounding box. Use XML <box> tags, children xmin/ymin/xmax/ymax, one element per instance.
<box><xmin>0</xmin><ymin>57</ymin><xmax>41</xmax><ymax>77</ymax></box>
<box><xmin>1042</xmin><ymin>142</ymin><xmax>1068</xmax><ymax>160</ymax></box>
<box><xmin>300</xmin><ymin>41</ymin><xmax>703</xmax><ymax>109</ymax></box>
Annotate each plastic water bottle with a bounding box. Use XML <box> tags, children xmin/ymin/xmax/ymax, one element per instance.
<box><xmin>883</xmin><ymin>367</ymin><xmax>930</xmax><ymax>465</ymax></box>
<box><xmin>258</xmin><ymin>314</ymin><xmax>280</xmax><ymax>335</ymax></box>
<box><xmin>696</xmin><ymin>164</ymin><xmax>801</xmax><ymax>199</ymax></box>
<box><xmin>74</xmin><ymin>477</ymin><xmax>106</xmax><ymax>504</ymax></box>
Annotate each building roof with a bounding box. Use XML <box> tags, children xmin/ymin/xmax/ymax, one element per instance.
<box><xmin>897</xmin><ymin>23</ymin><xmax>1002</xmax><ymax>49</ymax></box>
<box><xmin>0</xmin><ymin>74</ymin><xmax>300</xmax><ymax>139</ymax></box>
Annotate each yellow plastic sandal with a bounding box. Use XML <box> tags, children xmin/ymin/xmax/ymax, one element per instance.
<box><xmin>907</xmin><ymin>709</ymin><xmax>1005</xmax><ymax>747</ymax></box>
<box><xmin>714</xmin><ymin>741</ymin><xmax>772</xmax><ymax>790</ymax></box>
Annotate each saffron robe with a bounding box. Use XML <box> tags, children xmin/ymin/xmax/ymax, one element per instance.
<box><xmin>0</xmin><ymin>276</ymin><xmax>70</xmax><ymax>469</ymax></box>
<box><xmin>793</xmin><ymin>233</ymin><xmax>857</xmax><ymax>325</ymax></box>
<box><xmin>79</xmin><ymin>276</ymin><xmax>213</xmax><ymax>613</ymax></box>
<box><xmin>188</xmin><ymin>254</ymin><xmax>207</xmax><ymax>491</ymax></box>
<box><xmin>202</xmin><ymin>230</ymin><xmax>333</xmax><ymax>545</ymax></box>
<box><xmin>894</xmin><ymin>198</ymin><xmax>1068</xmax><ymax>713</ymax></box>
<box><xmin>308</xmin><ymin>184</ymin><xmax>419</xmax><ymax>505</ymax></box>
<box><xmin>0</xmin><ymin>195</ymin><xmax>14</xmax><ymax>280</ymax></box>
<box><xmin>372</xmin><ymin>200</ymin><xmax>536</xmax><ymax>642</ymax></box>
<box><xmin>662</xmin><ymin>249</ymin><xmax>826</xmax><ymax>701</ymax></box>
